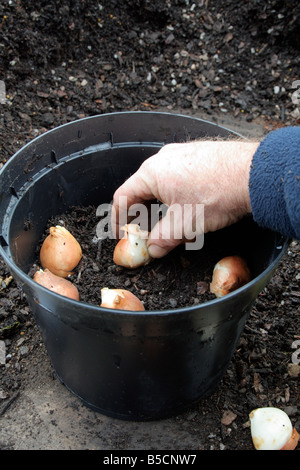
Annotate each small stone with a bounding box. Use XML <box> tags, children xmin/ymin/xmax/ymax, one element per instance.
<box><xmin>165</xmin><ymin>33</ymin><xmax>175</xmax><ymax>44</ymax></box>
<box><xmin>41</xmin><ymin>112</ymin><xmax>54</xmax><ymax>126</ymax></box>
<box><xmin>19</xmin><ymin>345</ymin><xmax>29</xmax><ymax>357</ymax></box>
<box><xmin>169</xmin><ymin>298</ymin><xmax>177</xmax><ymax>308</ymax></box>
<box><xmin>224</xmin><ymin>32</ymin><xmax>233</xmax><ymax>43</ymax></box>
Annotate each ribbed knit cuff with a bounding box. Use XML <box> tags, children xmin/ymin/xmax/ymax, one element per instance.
<box><xmin>249</xmin><ymin>126</ymin><xmax>300</xmax><ymax>239</ymax></box>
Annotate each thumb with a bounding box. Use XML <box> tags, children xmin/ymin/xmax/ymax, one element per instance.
<box><xmin>147</xmin><ymin>204</ymin><xmax>185</xmax><ymax>258</ymax></box>
<box><xmin>148</xmin><ymin>238</ymin><xmax>182</xmax><ymax>258</ymax></box>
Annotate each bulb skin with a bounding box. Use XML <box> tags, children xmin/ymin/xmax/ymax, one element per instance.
<box><xmin>113</xmin><ymin>224</ymin><xmax>151</xmax><ymax>269</ymax></box>
<box><xmin>40</xmin><ymin>225</ymin><xmax>82</xmax><ymax>278</ymax></box>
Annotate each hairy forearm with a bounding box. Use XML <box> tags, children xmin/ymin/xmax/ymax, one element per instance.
<box><xmin>190</xmin><ymin>140</ymin><xmax>259</xmax><ymax>231</ymax></box>
<box><xmin>151</xmin><ymin>140</ymin><xmax>259</xmax><ymax>232</ymax></box>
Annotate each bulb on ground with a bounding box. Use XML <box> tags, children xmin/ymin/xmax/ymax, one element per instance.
<box><xmin>249</xmin><ymin>407</ymin><xmax>299</xmax><ymax>450</ymax></box>
<box><xmin>113</xmin><ymin>224</ymin><xmax>151</xmax><ymax>269</ymax></box>
<box><xmin>100</xmin><ymin>288</ymin><xmax>145</xmax><ymax>311</ymax></box>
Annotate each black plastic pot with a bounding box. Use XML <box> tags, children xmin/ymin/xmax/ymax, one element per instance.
<box><xmin>0</xmin><ymin>112</ymin><xmax>288</xmax><ymax>420</ymax></box>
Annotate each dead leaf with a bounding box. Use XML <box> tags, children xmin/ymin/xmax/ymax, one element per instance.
<box><xmin>253</xmin><ymin>372</ymin><xmax>264</xmax><ymax>393</ymax></box>
<box><xmin>287</xmin><ymin>363</ymin><xmax>300</xmax><ymax>378</ymax></box>
<box><xmin>221</xmin><ymin>410</ymin><xmax>237</xmax><ymax>426</ymax></box>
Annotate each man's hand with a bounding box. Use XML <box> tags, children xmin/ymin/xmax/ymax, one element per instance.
<box><xmin>112</xmin><ymin>140</ymin><xmax>259</xmax><ymax>258</ymax></box>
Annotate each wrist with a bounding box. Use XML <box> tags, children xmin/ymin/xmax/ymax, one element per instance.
<box><xmin>236</xmin><ymin>141</ymin><xmax>260</xmax><ymax>214</ymax></box>
<box><xmin>197</xmin><ymin>140</ymin><xmax>259</xmax><ymax>231</ymax></box>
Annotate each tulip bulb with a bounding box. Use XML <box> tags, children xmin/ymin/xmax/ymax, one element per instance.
<box><xmin>113</xmin><ymin>224</ymin><xmax>151</xmax><ymax>269</ymax></box>
<box><xmin>33</xmin><ymin>268</ymin><xmax>79</xmax><ymax>301</ymax></box>
<box><xmin>249</xmin><ymin>407</ymin><xmax>299</xmax><ymax>450</ymax></box>
<box><xmin>40</xmin><ymin>225</ymin><xmax>82</xmax><ymax>278</ymax></box>
<box><xmin>100</xmin><ymin>288</ymin><xmax>145</xmax><ymax>311</ymax></box>
<box><xmin>210</xmin><ymin>255</ymin><xmax>251</xmax><ymax>297</ymax></box>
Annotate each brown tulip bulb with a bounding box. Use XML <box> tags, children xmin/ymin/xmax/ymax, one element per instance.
<box><xmin>100</xmin><ymin>288</ymin><xmax>145</xmax><ymax>311</ymax></box>
<box><xmin>113</xmin><ymin>224</ymin><xmax>151</xmax><ymax>269</ymax></box>
<box><xmin>40</xmin><ymin>225</ymin><xmax>82</xmax><ymax>278</ymax></box>
<box><xmin>210</xmin><ymin>255</ymin><xmax>251</xmax><ymax>297</ymax></box>
<box><xmin>33</xmin><ymin>268</ymin><xmax>79</xmax><ymax>300</ymax></box>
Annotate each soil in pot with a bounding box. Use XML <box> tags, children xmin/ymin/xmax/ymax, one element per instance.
<box><xmin>28</xmin><ymin>204</ymin><xmax>239</xmax><ymax>310</ymax></box>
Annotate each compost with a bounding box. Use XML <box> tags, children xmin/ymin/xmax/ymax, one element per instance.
<box><xmin>0</xmin><ymin>0</ymin><xmax>299</xmax><ymax>451</ymax></box>
<box><xmin>30</xmin><ymin>205</ymin><xmax>218</xmax><ymax>310</ymax></box>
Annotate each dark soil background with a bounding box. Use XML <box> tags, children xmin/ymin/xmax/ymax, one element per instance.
<box><xmin>0</xmin><ymin>0</ymin><xmax>299</xmax><ymax>451</ymax></box>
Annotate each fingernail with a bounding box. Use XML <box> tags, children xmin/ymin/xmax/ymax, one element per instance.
<box><xmin>148</xmin><ymin>244</ymin><xmax>168</xmax><ymax>258</ymax></box>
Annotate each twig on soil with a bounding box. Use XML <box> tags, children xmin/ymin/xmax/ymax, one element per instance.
<box><xmin>0</xmin><ymin>391</ymin><xmax>20</xmax><ymax>416</ymax></box>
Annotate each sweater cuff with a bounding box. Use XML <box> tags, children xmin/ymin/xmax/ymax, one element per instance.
<box><xmin>249</xmin><ymin>126</ymin><xmax>300</xmax><ymax>239</ymax></box>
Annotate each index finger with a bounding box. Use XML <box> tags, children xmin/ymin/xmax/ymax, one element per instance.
<box><xmin>111</xmin><ymin>164</ymin><xmax>158</xmax><ymax>239</ymax></box>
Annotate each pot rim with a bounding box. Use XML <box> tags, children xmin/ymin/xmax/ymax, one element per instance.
<box><xmin>0</xmin><ymin>111</ymin><xmax>290</xmax><ymax>316</ymax></box>
<box><xmin>0</xmin><ymin>111</ymin><xmax>245</xmax><ymax>168</ymax></box>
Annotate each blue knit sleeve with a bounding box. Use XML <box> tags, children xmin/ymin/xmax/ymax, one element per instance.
<box><xmin>249</xmin><ymin>126</ymin><xmax>300</xmax><ymax>239</ymax></box>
